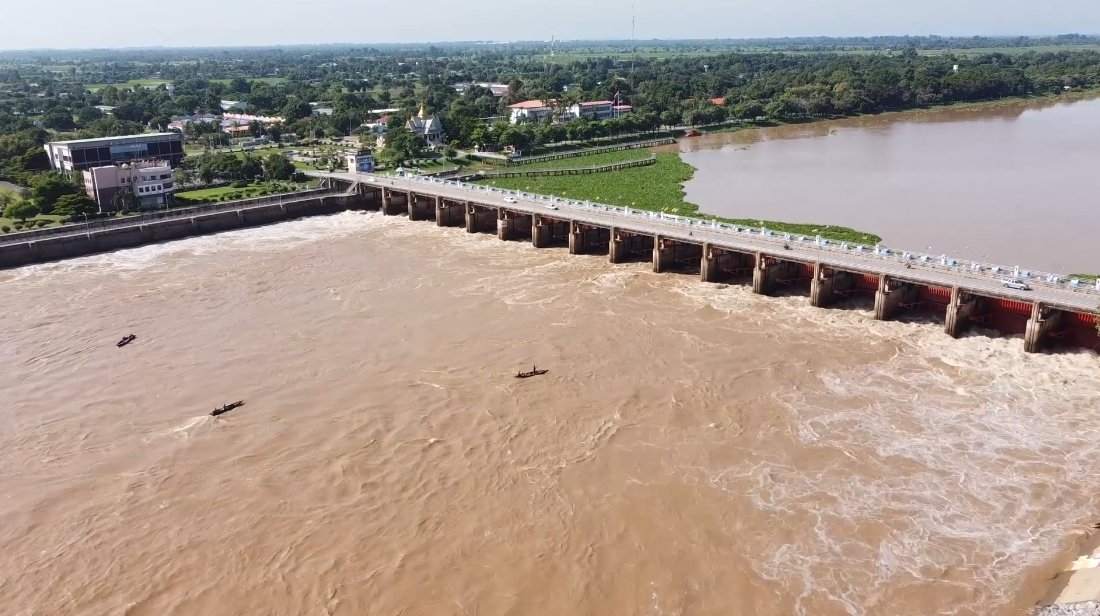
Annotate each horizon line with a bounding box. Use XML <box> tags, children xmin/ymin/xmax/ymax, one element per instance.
<box><xmin>2</xmin><ymin>33</ymin><xmax>1099</xmax><ymax>54</ymax></box>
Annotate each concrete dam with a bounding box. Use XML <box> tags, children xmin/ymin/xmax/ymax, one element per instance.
<box><xmin>1</xmin><ymin>173</ymin><xmax>1097</xmax><ymax>355</ymax></box>
<box><xmin>341</xmin><ymin>173</ymin><xmax>1100</xmax><ymax>355</ymax></box>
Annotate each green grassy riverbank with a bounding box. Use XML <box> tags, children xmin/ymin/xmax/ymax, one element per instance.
<box><xmin>477</xmin><ymin>152</ymin><xmax>881</xmax><ymax>245</ymax></box>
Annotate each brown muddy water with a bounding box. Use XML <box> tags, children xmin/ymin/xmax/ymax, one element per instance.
<box><xmin>2</xmin><ymin>212</ymin><xmax>1099</xmax><ymax>615</ymax></box>
<box><xmin>679</xmin><ymin>96</ymin><xmax>1100</xmax><ymax>275</ymax></box>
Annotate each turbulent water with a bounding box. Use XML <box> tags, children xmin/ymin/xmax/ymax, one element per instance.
<box><xmin>2</xmin><ymin>211</ymin><xmax>1099</xmax><ymax>615</ymax></box>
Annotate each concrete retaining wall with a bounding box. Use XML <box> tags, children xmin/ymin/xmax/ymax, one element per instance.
<box><xmin>0</xmin><ymin>196</ymin><xmax>352</xmax><ymax>270</ymax></box>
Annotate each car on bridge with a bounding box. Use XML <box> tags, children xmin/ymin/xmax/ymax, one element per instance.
<box><xmin>503</xmin><ymin>197</ymin><xmax>517</xmax><ymax>203</ymax></box>
<box><xmin>1001</xmin><ymin>278</ymin><xmax>1032</xmax><ymax>291</ymax></box>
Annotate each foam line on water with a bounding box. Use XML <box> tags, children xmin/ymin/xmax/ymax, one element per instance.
<box><xmin>0</xmin><ymin>211</ymin><xmax>386</xmax><ymax>283</ymax></box>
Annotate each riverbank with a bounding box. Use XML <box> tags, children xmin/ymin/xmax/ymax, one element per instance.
<box><xmin>694</xmin><ymin>87</ymin><xmax>1100</xmax><ymax>137</ymax></box>
<box><xmin>675</xmin><ymin>92</ymin><xmax>1100</xmax><ymax>274</ymax></box>
<box><xmin>477</xmin><ymin>153</ymin><xmax>881</xmax><ymax>244</ymax></box>
<box><xmin>1033</xmin><ymin>530</ymin><xmax>1100</xmax><ymax>615</ymax></box>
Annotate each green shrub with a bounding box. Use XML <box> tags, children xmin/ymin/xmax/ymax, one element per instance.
<box><xmin>35</xmin><ymin>219</ymin><xmax>50</xmax><ymax>228</ymax></box>
<box><xmin>12</xmin><ymin>222</ymin><xmax>24</xmax><ymax>230</ymax></box>
<box><xmin>1</xmin><ymin>225</ymin><xmax>9</xmax><ymax>233</ymax></box>
<box><xmin>231</xmin><ymin>180</ymin><xmax>249</xmax><ymax>188</ymax></box>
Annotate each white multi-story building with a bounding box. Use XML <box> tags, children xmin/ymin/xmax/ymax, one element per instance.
<box><xmin>511</xmin><ymin>99</ymin><xmax>631</xmax><ymax>125</ymax></box>
<box><xmin>45</xmin><ymin>133</ymin><xmax>184</xmax><ymax>173</ymax></box>
<box><xmin>81</xmin><ymin>161</ymin><xmax>175</xmax><ymax>212</ymax></box>
<box><xmin>569</xmin><ymin>100</ymin><xmax>614</xmax><ymax>121</ymax></box>
<box><xmin>568</xmin><ymin>101</ymin><xmax>633</xmax><ymax>121</ymax></box>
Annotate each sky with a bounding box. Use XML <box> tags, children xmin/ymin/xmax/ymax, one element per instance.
<box><xmin>2</xmin><ymin>0</ymin><xmax>1098</xmax><ymax>50</ymax></box>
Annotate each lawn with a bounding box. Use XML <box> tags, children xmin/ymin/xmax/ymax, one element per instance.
<box><xmin>1069</xmin><ymin>273</ymin><xmax>1099</xmax><ymax>282</ymax></box>
<box><xmin>477</xmin><ymin>152</ymin><xmax>881</xmax><ymax>244</ymax></box>
<box><xmin>85</xmin><ymin>79</ymin><xmax>171</xmax><ymax>91</ymax></box>
<box><xmin>209</xmin><ymin>77</ymin><xmax>288</xmax><ymax>85</ymax></box>
<box><xmin>0</xmin><ymin>214</ymin><xmax>67</xmax><ymax>232</ymax></box>
<box><xmin>174</xmin><ymin>180</ymin><xmax>314</xmax><ymax>205</ymax></box>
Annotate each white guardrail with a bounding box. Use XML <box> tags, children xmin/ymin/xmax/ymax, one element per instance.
<box><xmin>400</xmin><ymin>173</ymin><xmax>1100</xmax><ymax>299</ymax></box>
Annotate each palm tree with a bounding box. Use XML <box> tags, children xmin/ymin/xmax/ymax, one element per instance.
<box><xmin>111</xmin><ymin>189</ymin><xmax>136</xmax><ymax>212</ymax></box>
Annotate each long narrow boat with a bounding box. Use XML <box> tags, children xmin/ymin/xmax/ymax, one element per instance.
<box><xmin>211</xmin><ymin>401</ymin><xmax>245</xmax><ymax>416</ymax></box>
<box><xmin>515</xmin><ymin>366</ymin><xmax>548</xmax><ymax>379</ymax></box>
<box><xmin>116</xmin><ymin>334</ymin><xmax>137</xmax><ymax>348</ymax></box>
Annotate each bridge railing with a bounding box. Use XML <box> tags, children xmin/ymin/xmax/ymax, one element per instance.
<box><xmin>0</xmin><ymin>188</ymin><xmax>338</xmax><ymax>246</ymax></box>
<box><xmin>406</xmin><ymin>174</ymin><xmax>1100</xmax><ymax>299</ymax></box>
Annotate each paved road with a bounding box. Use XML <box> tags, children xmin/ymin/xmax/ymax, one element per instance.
<box><xmin>320</xmin><ymin>171</ymin><xmax>1100</xmax><ymax>314</ymax></box>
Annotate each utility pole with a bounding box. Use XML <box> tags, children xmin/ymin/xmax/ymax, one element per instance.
<box><xmin>630</xmin><ymin>1</ymin><xmax>637</xmax><ymax>94</ymax></box>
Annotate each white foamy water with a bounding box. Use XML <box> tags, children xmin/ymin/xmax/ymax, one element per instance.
<box><xmin>1</xmin><ymin>212</ymin><xmax>1097</xmax><ymax>616</ymax></box>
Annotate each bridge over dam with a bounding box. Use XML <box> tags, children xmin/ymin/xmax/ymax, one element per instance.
<box><xmin>323</xmin><ymin>171</ymin><xmax>1100</xmax><ymax>355</ymax></box>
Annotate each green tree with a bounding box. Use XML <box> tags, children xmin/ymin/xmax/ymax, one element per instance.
<box><xmin>660</xmin><ymin>110</ymin><xmax>681</xmax><ymax>128</ymax></box>
<box><xmin>282</xmin><ymin>99</ymin><xmax>312</xmax><ymax>122</ymax></box>
<box><xmin>29</xmin><ymin>173</ymin><xmax>80</xmax><ymax>214</ymax></box>
<box><xmin>381</xmin><ymin>126</ymin><xmax>422</xmax><ymax>165</ymax></box>
<box><xmin>229</xmin><ymin>77</ymin><xmax>252</xmax><ymax>94</ymax></box>
<box><xmin>75</xmin><ymin>106</ymin><xmax>104</xmax><ymax>125</ymax></box>
<box><xmin>239</xmin><ymin>155</ymin><xmax>264</xmax><ymax>180</ymax></box>
<box><xmin>173</xmin><ymin>167</ymin><xmax>195</xmax><ymax>187</ymax></box>
<box><xmin>262</xmin><ymin>153</ymin><xmax>295</xmax><ymax>181</ymax></box>
<box><xmin>53</xmin><ymin>193</ymin><xmax>97</xmax><ymax>218</ymax></box>
<box><xmin>731</xmin><ymin>100</ymin><xmax>765</xmax><ymax>120</ymax></box>
<box><xmin>111</xmin><ymin>190</ymin><xmax>136</xmax><ymax>212</ymax></box>
<box><xmin>42</xmin><ymin>109</ymin><xmax>76</xmax><ymax>131</ymax></box>
<box><xmin>497</xmin><ymin>127</ymin><xmax>532</xmax><ymax>153</ymax></box>
<box><xmin>3</xmin><ymin>198</ymin><xmax>39</xmax><ymax>222</ymax></box>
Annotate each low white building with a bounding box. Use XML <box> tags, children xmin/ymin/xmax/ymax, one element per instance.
<box><xmin>509</xmin><ymin>100</ymin><xmax>554</xmax><ymax>124</ymax></box>
<box><xmin>362</xmin><ymin>122</ymin><xmax>388</xmax><ymax>135</ymax></box>
<box><xmin>345</xmin><ymin>151</ymin><xmax>376</xmax><ymax>174</ymax></box>
<box><xmin>82</xmin><ymin>160</ymin><xmax>174</xmax><ymax>212</ymax></box>
<box><xmin>453</xmin><ymin>82</ymin><xmax>510</xmax><ymax>97</ymax></box>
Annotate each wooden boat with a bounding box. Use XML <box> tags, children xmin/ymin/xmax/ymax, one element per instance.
<box><xmin>515</xmin><ymin>365</ymin><xmax>548</xmax><ymax>379</ymax></box>
<box><xmin>211</xmin><ymin>400</ymin><xmax>245</xmax><ymax>417</ymax></box>
<box><xmin>116</xmin><ymin>334</ymin><xmax>137</xmax><ymax>348</ymax></box>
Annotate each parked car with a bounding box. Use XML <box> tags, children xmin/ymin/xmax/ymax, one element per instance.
<box><xmin>503</xmin><ymin>197</ymin><xmax>517</xmax><ymax>203</ymax></box>
<box><xmin>545</xmin><ymin>204</ymin><xmax>558</xmax><ymax>210</ymax></box>
<box><xmin>1001</xmin><ymin>279</ymin><xmax>1031</xmax><ymax>291</ymax></box>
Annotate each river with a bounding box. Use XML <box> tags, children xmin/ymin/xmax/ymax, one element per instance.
<box><xmin>679</xmin><ymin>95</ymin><xmax>1100</xmax><ymax>275</ymax></box>
<box><xmin>2</xmin><ymin>212</ymin><xmax>1099</xmax><ymax>615</ymax></box>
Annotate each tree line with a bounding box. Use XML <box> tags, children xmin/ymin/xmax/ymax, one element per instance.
<box><xmin>1</xmin><ymin>42</ymin><xmax>1098</xmax><ymax>192</ymax></box>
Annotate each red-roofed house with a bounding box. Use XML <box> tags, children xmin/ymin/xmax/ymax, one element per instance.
<box><xmin>710</xmin><ymin>97</ymin><xmax>727</xmax><ymax>106</ymax></box>
<box><xmin>509</xmin><ymin>100</ymin><xmax>554</xmax><ymax>124</ymax></box>
<box><xmin>612</xmin><ymin>105</ymin><xmax>633</xmax><ymax>117</ymax></box>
